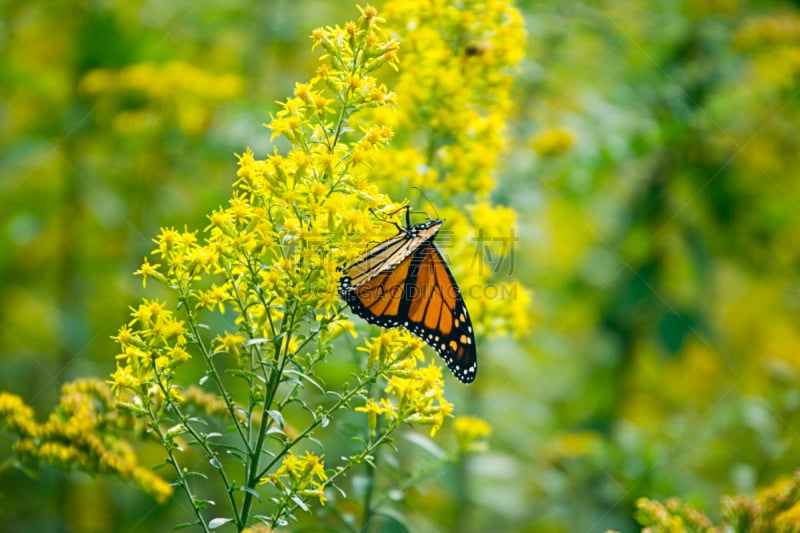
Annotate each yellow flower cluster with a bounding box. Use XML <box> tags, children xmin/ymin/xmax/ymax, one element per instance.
<box><xmin>726</xmin><ymin>470</ymin><xmax>800</xmax><ymax>530</ymax></box>
<box><xmin>531</xmin><ymin>126</ymin><xmax>576</xmax><ymax>156</ymax></box>
<box><xmin>0</xmin><ymin>380</ymin><xmax>172</xmax><ymax>503</ymax></box>
<box><xmin>733</xmin><ymin>13</ymin><xmax>800</xmax><ymax>93</ymax></box>
<box><xmin>453</xmin><ymin>415</ymin><xmax>492</xmax><ymax>453</ymax></box>
<box><xmin>0</xmin><ymin>392</ymin><xmax>36</xmax><ymax>436</ymax></box>
<box><xmin>371</xmin><ymin>0</ymin><xmax>524</xmax><ymax>194</ymax></box>
<box><xmin>384</xmin><ymin>361</ymin><xmax>452</xmax><ymax>437</ymax></box>
<box><xmin>631</xmin><ymin>469</ymin><xmax>800</xmax><ymax>531</ymax></box>
<box><xmin>734</xmin><ymin>14</ymin><xmax>800</xmax><ymax>50</ymax></box>
<box><xmin>104</xmin><ymin>8</ymin><xmax>430</xmax><ymax>520</ymax></box>
<box><xmin>357</xmin><ymin>330</ymin><xmax>453</xmax><ymax>437</ymax></box>
<box><xmin>633</xmin><ymin>497</ymin><xmax>713</xmax><ymax>533</ymax></box>
<box><xmin>271</xmin><ymin>6</ymin><xmax>398</xmax><ymax>152</ymax></box>
<box><xmin>359</xmin><ymin>0</ymin><xmax>531</xmax><ymax>340</ymax></box>
<box><xmin>79</xmin><ymin>61</ymin><xmax>243</xmax><ymax>134</ymax></box>
<box><xmin>458</xmin><ymin>202</ymin><xmax>531</xmax><ymax>337</ymax></box>
<box><xmin>110</xmin><ymin>299</ymin><xmax>190</xmax><ymax>403</ymax></box>
<box><xmin>359</xmin><ymin>328</ymin><xmax>425</xmax><ymax>369</ymax></box>
<box><xmin>113</xmin><ymin>6</ymin><xmax>404</xmax><ymax>404</ymax></box>
<box><xmin>262</xmin><ymin>450</ymin><xmax>329</xmax><ymax>505</ymax></box>
<box><xmin>355</xmin><ymin>398</ymin><xmax>396</xmax><ymax>437</ymax></box>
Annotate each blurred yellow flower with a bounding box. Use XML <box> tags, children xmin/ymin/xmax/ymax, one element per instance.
<box><xmin>454</xmin><ymin>416</ymin><xmax>492</xmax><ymax>453</ymax></box>
<box><xmin>531</xmin><ymin>126</ymin><xmax>576</xmax><ymax>156</ymax></box>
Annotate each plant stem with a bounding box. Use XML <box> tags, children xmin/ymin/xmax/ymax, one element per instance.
<box><xmin>151</xmin><ymin>363</ymin><xmax>242</xmax><ymax>529</ymax></box>
<box><xmin>255</xmin><ymin>366</ymin><xmax>383</xmax><ymax>481</ymax></box>
<box><xmin>180</xmin><ymin>295</ymin><xmax>252</xmax><ymax>451</ymax></box>
<box><xmin>361</xmin><ymin>454</ymin><xmax>377</xmax><ymax>533</ymax></box>
<box><xmin>146</xmin><ymin>405</ymin><xmax>212</xmax><ymax>533</ymax></box>
<box><xmin>279</xmin><ymin>426</ymin><xmax>397</xmax><ymax>526</ymax></box>
<box><xmin>239</xmin><ymin>302</ymin><xmax>298</xmax><ymax>526</ymax></box>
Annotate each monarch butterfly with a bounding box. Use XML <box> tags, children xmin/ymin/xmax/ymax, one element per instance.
<box><xmin>338</xmin><ymin>208</ymin><xmax>477</xmax><ymax>383</ymax></box>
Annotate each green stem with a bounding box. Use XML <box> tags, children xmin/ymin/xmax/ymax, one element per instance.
<box><xmin>230</xmin><ymin>264</ymin><xmax>271</xmax><ymax>452</ymax></box>
<box><xmin>452</xmin><ymin>453</ymin><xmax>469</xmax><ymax>533</ymax></box>
<box><xmin>264</xmin><ymin>368</ymin><xmax>398</xmax><ymax>529</ymax></box>
<box><xmin>180</xmin><ymin>296</ymin><xmax>252</xmax><ymax>452</ymax></box>
<box><xmin>239</xmin><ymin>302</ymin><xmax>299</xmax><ymax>526</ymax></box>
<box><xmin>329</xmin><ymin>34</ymin><xmax>364</xmax><ymax>152</ymax></box>
<box><xmin>360</xmin><ymin>381</ymin><xmax>379</xmax><ymax>532</ymax></box>
<box><xmin>274</xmin><ymin>313</ymin><xmax>340</xmax><ymax>411</ymax></box>
<box><xmin>150</xmin><ymin>364</ymin><xmax>242</xmax><ymax>530</ymax></box>
<box><xmin>146</xmin><ymin>402</ymin><xmax>212</xmax><ymax>533</ymax></box>
<box><xmin>361</xmin><ymin>454</ymin><xmax>377</xmax><ymax>533</ymax></box>
<box><xmin>278</xmin><ymin>424</ymin><xmax>398</xmax><ymax>528</ymax></box>
<box><xmin>256</xmin><ymin>365</ymin><xmax>383</xmax><ymax>481</ymax></box>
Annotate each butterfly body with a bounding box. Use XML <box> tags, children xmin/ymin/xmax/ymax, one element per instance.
<box><xmin>338</xmin><ymin>216</ymin><xmax>477</xmax><ymax>383</ymax></box>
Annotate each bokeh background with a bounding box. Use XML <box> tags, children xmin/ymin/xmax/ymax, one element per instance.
<box><xmin>2</xmin><ymin>0</ymin><xmax>800</xmax><ymax>531</ymax></box>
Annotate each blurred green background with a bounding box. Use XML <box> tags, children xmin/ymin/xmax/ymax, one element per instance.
<box><xmin>2</xmin><ymin>0</ymin><xmax>800</xmax><ymax>531</ymax></box>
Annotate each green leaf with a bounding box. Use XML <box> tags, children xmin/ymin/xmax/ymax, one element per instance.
<box><xmin>266</xmin><ymin>426</ymin><xmax>286</xmax><ymax>437</ymax></box>
<box><xmin>208</xmin><ymin>517</ymin><xmax>234</xmax><ymax>529</ymax></box>
<box><xmin>329</xmin><ymin>483</ymin><xmax>347</xmax><ymax>498</ymax></box>
<box><xmin>239</xmin><ymin>486</ymin><xmax>261</xmax><ymax>500</ymax></box>
<box><xmin>291</xmin><ymin>495</ymin><xmax>309</xmax><ymax>512</ymax></box>
<box><xmin>267</xmin><ymin>409</ymin><xmax>285</xmax><ymax>429</ymax></box>
<box><xmin>283</xmin><ymin>369</ymin><xmax>325</xmax><ymax>393</ymax></box>
<box><xmin>403</xmin><ymin>431</ymin><xmax>446</xmax><ymax>459</ymax></box>
<box><xmin>244</xmin><ymin>337</ymin><xmax>272</xmax><ymax>347</ymax></box>
<box><xmin>225</xmin><ymin>368</ymin><xmax>260</xmax><ymax>381</ymax></box>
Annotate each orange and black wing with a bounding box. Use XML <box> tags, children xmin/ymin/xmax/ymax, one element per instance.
<box><xmin>339</xmin><ymin>226</ymin><xmax>477</xmax><ymax>383</ymax></box>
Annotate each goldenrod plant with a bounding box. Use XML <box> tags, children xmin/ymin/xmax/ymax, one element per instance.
<box><xmin>0</xmin><ymin>3</ymin><xmax>524</xmax><ymax>531</ymax></box>
<box><xmin>0</xmin><ymin>379</ymin><xmax>172</xmax><ymax>503</ymax></box>
<box><xmin>605</xmin><ymin>468</ymin><xmax>800</xmax><ymax>532</ymax></box>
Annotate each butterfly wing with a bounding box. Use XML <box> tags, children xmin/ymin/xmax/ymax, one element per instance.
<box><xmin>339</xmin><ymin>222</ymin><xmax>477</xmax><ymax>383</ymax></box>
<box><xmin>339</xmin><ymin>248</ymin><xmax>413</xmax><ymax>329</ymax></box>
<box><xmin>400</xmin><ymin>241</ymin><xmax>477</xmax><ymax>383</ymax></box>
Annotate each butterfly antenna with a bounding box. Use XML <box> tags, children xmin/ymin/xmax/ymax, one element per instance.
<box><xmin>410</xmin><ymin>186</ymin><xmax>439</xmax><ymax>220</ymax></box>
